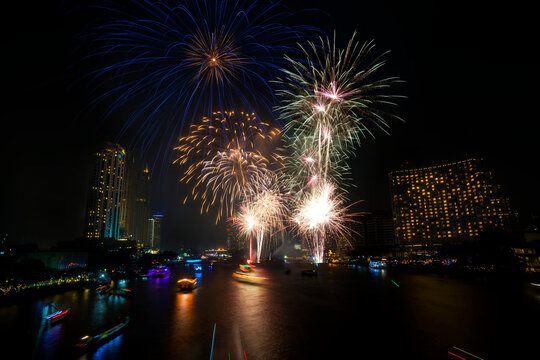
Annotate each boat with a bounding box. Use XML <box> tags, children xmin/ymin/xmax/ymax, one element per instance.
<box><xmin>233</xmin><ymin>264</ymin><xmax>267</xmax><ymax>284</ymax></box>
<box><xmin>369</xmin><ymin>259</ymin><xmax>387</xmax><ymax>269</ymax></box>
<box><xmin>74</xmin><ymin>316</ymin><xmax>130</xmax><ymax>351</ymax></box>
<box><xmin>148</xmin><ymin>265</ymin><xmax>170</xmax><ymax>278</ymax></box>
<box><xmin>177</xmin><ymin>277</ymin><xmax>198</xmax><ymax>291</ymax></box>
<box><xmin>45</xmin><ymin>303</ymin><xmax>71</xmax><ymax>324</ymax></box>
<box><xmin>96</xmin><ymin>280</ymin><xmax>132</xmax><ymax>297</ymax></box>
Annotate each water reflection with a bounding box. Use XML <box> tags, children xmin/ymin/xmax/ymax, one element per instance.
<box><xmin>174</xmin><ymin>292</ymin><xmax>195</xmax><ymax>329</ymax></box>
<box><xmin>228</xmin><ymin>270</ymin><xmax>274</xmax><ymax>360</ymax></box>
<box><xmin>81</xmin><ymin>334</ymin><xmax>124</xmax><ymax>360</ymax></box>
<box><xmin>3</xmin><ymin>266</ymin><xmax>540</xmax><ymax>359</ymax></box>
<box><xmin>369</xmin><ymin>267</ymin><xmax>388</xmax><ymax>279</ymax></box>
<box><xmin>39</xmin><ymin>323</ymin><xmax>65</xmax><ymax>360</ymax></box>
<box><xmin>147</xmin><ymin>276</ymin><xmax>171</xmax><ymax>290</ymax></box>
<box><xmin>90</xmin><ymin>294</ymin><xmax>115</xmax><ymax>327</ymax></box>
<box><xmin>195</xmin><ymin>271</ymin><xmax>203</xmax><ymax>285</ymax></box>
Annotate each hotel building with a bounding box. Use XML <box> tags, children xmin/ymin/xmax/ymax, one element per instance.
<box><xmin>85</xmin><ymin>143</ymin><xmax>127</xmax><ymax>240</ymax></box>
<box><xmin>389</xmin><ymin>158</ymin><xmax>511</xmax><ymax>244</ymax></box>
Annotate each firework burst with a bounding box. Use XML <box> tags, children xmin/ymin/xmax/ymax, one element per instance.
<box><xmin>231</xmin><ymin>176</ymin><xmax>289</xmax><ymax>262</ymax></box>
<box><xmin>198</xmin><ymin>147</ymin><xmax>273</xmax><ymax>222</ymax></box>
<box><xmin>276</xmin><ymin>31</ymin><xmax>403</xmax><ymax>192</ymax></box>
<box><xmin>174</xmin><ymin>110</ymin><xmax>281</xmax><ymax>222</ymax></box>
<box><xmin>292</xmin><ymin>180</ymin><xmax>360</xmax><ymax>263</ymax></box>
<box><xmin>277</xmin><ymin>31</ymin><xmax>403</xmax><ymax>149</ymax></box>
<box><xmin>80</xmin><ymin>0</ymin><xmax>318</xmax><ymax>164</ymax></box>
<box><xmin>174</xmin><ymin>110</ymin><xmax>280</xmax><ymax>180</ymax></box>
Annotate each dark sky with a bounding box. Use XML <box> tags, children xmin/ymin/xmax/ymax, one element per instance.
<box><xmin>2</xmin><ymin>1</ymin><xmax>538</xmax><ymax>251</ymax></box>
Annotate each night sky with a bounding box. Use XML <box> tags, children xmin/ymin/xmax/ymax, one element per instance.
<box><xmin>2</xmin><ymin>1</ymin><xmax>538</xmax><ymax>251</ymax></box>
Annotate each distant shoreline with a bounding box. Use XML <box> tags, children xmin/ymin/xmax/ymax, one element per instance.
<box><xmin>0</xmin><ymin>281</ymin><xmax>95</xmax><ymax>307</ymax></box>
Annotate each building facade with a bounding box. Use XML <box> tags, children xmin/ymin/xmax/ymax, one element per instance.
<box><xmin>361</xmin><ymin>213</ymin><xmax>395</xmax><ymax>247</ymax></box>
<box><xmin>124</xmin><ymin>160</ymin><xmax>151</xmax><ymax>247</ymax></box>
<box><xmin>85</xmin><ymin>143</ymin><xmax>127</xmax><ymax>240</ymax></box>
<box><xmin>148</xmin><ymin>214</ymin><xmax>164</xmax><ymax>250</ymax></box>
<box><xmin>389</xmin><ymin>158</ymin><xmax>511</xmax><ymax>244</ymax></box>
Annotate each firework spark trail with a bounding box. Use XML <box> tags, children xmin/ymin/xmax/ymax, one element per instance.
<box><xmin>276</xmin><ymin>32</ymin><xmax>403</xmax><ymax>262</ymax></box>
<box><xmin>250</xmin><ymin>182</ymin><xmax>289</xmax><ymax>262</ymax></box>
<box><xmin>292</xmin><ymin>180</ymin><xmax>362</xmax><ymax>263</ymax></box>
<box><xmin>80</xmin><ymin>0</ymin><xmax>319</xmax><ymax>169</ymax></box>
<box><xmin>199</xmin><ymin>148</ymin><xmax>273</xmax><ymax>223</ymax></box>
<box><xmin>277</xmin><ymin>31</ymin><xmax>404</xmax><ymax>191</ymax></box>
<box><xmin>174</xmin><ymin>110</ymin><xmax>280</xmax><ymax>184</ymax></box>
<box><xmin>174</xmin><ymin>110</ymin><xmax>282</xmax><ymax>222</ymax></box>
<box><xmin>229</xmin><ymin>171</ymin><xmax>290</xmax><ymax>262</ymax></box>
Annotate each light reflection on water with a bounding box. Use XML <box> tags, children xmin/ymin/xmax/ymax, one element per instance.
<box><xmin>39</xmin><ymin>323</ymin><xmax>65</xmax><ymax>359</ymax></box>
<box><xmin>168</xmin><ymin>292</ymin><xmax>198</xmax><ymax>358</ymax></box>
<box><xmin>369</xmin><ymin>267</ymin><xmax>388</xmax><ymax>279</ymax></box>
<box><xmin>78</xmin><ymin>334</ymin><xmax>124</xmax><ymax>360</ymax></box>
<box><xmin>2</xmin><ymin>264</ymin><xmax>540</xmax><ymax>359</ymax></box>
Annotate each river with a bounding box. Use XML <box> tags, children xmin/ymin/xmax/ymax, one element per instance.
<box><xmin>1</xmin><ymin>262</ymin><xmax>539</xmax><ymax>359</ymax></box>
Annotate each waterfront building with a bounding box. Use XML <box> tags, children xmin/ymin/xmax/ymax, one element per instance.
<box><xmin>84</xmin><ymin>143</ymin><xmax>127</xmax><ymax>240</ymax></box>
<box><xmin>361</xmin><ymin>213</ymin><xmax>395</xmax><ymax>247</ymax></box>
<box><xmin>148</xmin><ymin>214</ymin><xmax>164</xmax><ymax>250</ymax></box>
<box><xmin>389</xmin><ymin>158</ymin><xmax>511</xmax><ymax>244</ymax></box>
<box><xmin>124</xmin><ymin>160</ymin><xmax>151</xmax><ymax>247</ymax></box>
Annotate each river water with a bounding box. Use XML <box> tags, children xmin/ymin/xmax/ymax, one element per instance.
<box><xmin>1</xmin><ymin>263</ymin><xmax>539</xmax><ymax>359</ymax></box>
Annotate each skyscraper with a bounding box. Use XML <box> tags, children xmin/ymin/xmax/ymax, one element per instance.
<box><xmin>389</xmin><ymin>158</ymin><xmax>511</xmax><ymax>244</ymax></box>
<box><xmin>124</xmin><ymin>160</ymin><xmax>151</xmax><ymax>247</ymax></box>
<box><xmin>148</xmin><ymin>214</ymin><xmax>164</xmax><ymax>250</ymax></box>
<box><xmin>361</xmin><ymin>213</ymin><xmax>395</xmax><ymax>247</ymax></box>
<box><xmin>85</xmin><ymin>143</ymin><xmax>127</xmax><ymax>240</ymax></box>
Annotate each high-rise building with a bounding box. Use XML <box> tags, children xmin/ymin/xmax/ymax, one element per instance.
<box><xmin>389</xmin><ymin>158</ymin><xmax>511</xmax><ymax>244</ymax></box>
<box><xmin>360</xmin><ymin>213</ymin><xmax>395</xmax><ymax>247</ymax></box>
<box><xmin>85</xmin><ymin>143</ymin><xmax>127</xmax><ymax>240</ymax></box>
<box><xmin>226</xmin><ymin>226</ymin><xmax>244</xmax><ymax>254</ymax></box>
<box><xmin>124</xmin><ymin>159</ymin><xmax>151</xmax><ymax>247</ymax></box>
<box><xmin>148</xmin><ymin>214</ymin><xmax>164</xmax><ymax>250</ymax></box>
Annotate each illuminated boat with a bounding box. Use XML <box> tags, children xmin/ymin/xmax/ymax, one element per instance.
<box><xmin>369</xmin><ymin>258</ymin><xmax>387</xmax><ymax>269</ymax></box>
<box><xmin>233</xmin><ymin>264</ymin><xmax>267</xmax><ymax>284</ymax></box>
<box><xmin>148</xmin><ymin>265</ymin><xmax>170</xmax><ymax>278</ymax></box>
<box><xmin>238</xmin><ymin>264</ymin><xmax>255</xmax><ymax>273</ymax></box>
<box><xmin>177</xmin><ymin>277</ymin><xmax>198</xmax><ymax>291</ymax></box>
<box><xmin>74</xmin><ymin>316</ymin><xmax>130</xmax><ymax>351</ymax></box>
<box><xmin>96</xmin><ymin>280</ymin><xmax>132</xmax><ymax>297</ymax></box>
<box><xmin>186</xmin><ymin>258</ymin><xmax>204</xmax><ymax>272</ymax></box>
<box><xmin>45</xmin><ymin>306</ymin><xmax>71</xmax><ymax>324</ymax></box>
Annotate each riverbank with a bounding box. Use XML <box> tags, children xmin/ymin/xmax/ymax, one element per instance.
<box><xmin>0</xmin><ymin>279</ymin><xmax>96</xmax><ymax>307</ymax></box>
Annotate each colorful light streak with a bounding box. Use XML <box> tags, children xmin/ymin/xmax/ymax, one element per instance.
<box><xmin>45</xmin><ymin>309</ymin><xmax>70</xmax><ymax>321</ymax></box>
<box><xmin>448</xmin><ymin>351</ymin><xmax>467</xmax><ymax>360</ymax></box>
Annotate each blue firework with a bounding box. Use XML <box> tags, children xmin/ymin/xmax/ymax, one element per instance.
<box><xmin>80</xmin><ymin>0</ymin><xmax>319</xmax><ymax>164</ymax></box>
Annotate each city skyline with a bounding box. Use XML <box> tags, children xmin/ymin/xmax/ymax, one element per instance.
<box><xmin>1</xmin><ymin>1</ymin><xmax>538</xmax><ymax>251</ymax></box>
